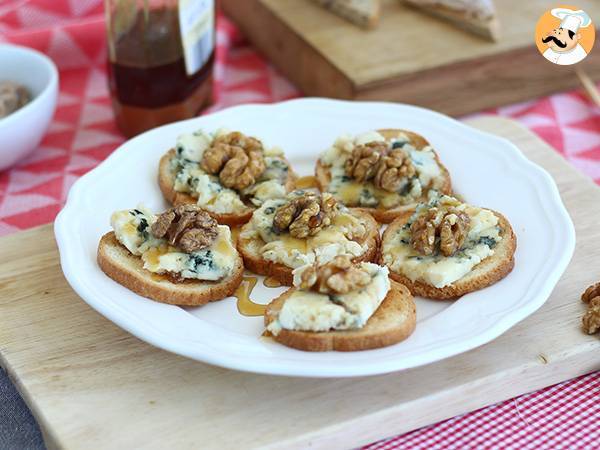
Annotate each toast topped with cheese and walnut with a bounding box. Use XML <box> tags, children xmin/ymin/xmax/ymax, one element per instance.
<box><xmin>380</xmin><ymin>193</ymin><xmax>516</xmax><ymax>299</ymax></box>
<box><xmin>315</xmin><ymin>129</ymin><xmax>452</xmax><ymax>223</ymax></box>
<box><xmin>159</xmin><ymin>129</ymin><xmax>297</xmax><ymax>226</ymax></box>
<box><xmin>237</xmin><ymin>189</ymin><xmax>380</xmax><ymax>286</ymax></box>
<box><xmin>264</xmin><ymin>256</ymin><xmax>416</xmax><ymax>351</ymax></box>
<box><xmin>97</xmin><ymin>204</ymin><xmax>243</xmax><ymax>306</ymax></box>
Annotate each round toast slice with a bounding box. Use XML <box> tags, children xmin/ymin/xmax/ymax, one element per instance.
<box><xmin>97</xmin><ymin>232</ymin><xmax>244</xmax><ymax>306</ymax></box>
<box><xmin>380</xmin><ymin>210</ymin><xmax>516</xmax><ymax>300</ymax></box>
<box><xmin>237</xmin><ymin>210</ymin><xmax>381</xmax><ymax>286</ymax></box>
<box><xmin>264</xmin><ymin>281</ymin><xmax>416</xmax><ymax>352</ymax></box>
<box><xmin>315</xmin><ymin>129</ymin><xmax>452</xmax><ymax>223</ymax></box>
<box><xmin>159</xmin><ymin>149</ymin><xmax>298</xmax><ymax>226</ymax></box>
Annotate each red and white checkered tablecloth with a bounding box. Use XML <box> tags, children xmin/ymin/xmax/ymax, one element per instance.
<box><xmin>1</xmin><ymin>1</ymin><xmax>599</xmax><ymax>449</ymax></box>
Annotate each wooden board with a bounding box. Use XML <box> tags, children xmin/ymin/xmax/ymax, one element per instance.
<box><xmin>1</xmin><ymin>117</ymin><xmax>600</xmax><ymax>450</ymax></box>
<box><xmin>221</xmin><ymin>0</ymin><xmax>600</xmax><ymax>116</ymax></box>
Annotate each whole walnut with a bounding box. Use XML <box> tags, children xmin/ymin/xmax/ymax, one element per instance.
<box><xmin>273</xmin><ymin>193</ymin><xmax>338</xmax><ymax>238</ymax></box>
<box><xmin>298</xmin><ymin>255</ymin><xmax>371</xmax><ymax>295</ymax></box>
<box><xmin>582</xmin><ymin>283</ymin><xmax>600</xmax><ymax>335</ymax></box>
<box><xmin>582</xmin><ymin>282</ymin><xmax>600</xmax><ymax>304</ymax></box>
<box><xmin>151</xmin><ymin>205</ymin><xmax>218</xmax><ymax>253</ymax></box>
<box><xmin>410</xmin><ymin>208</ymin><xmax>470</xmax><ymax>257</ymax></box>
<box><xmin>344</xmin><ymin>141</ymin><xmax>387</xmax><ymax>182</ymax></box>
<box><xmin>374</xmin><ymin>148</ymin><xmax>416</xmax><ymax>192</ymax></box>
<box><xmin>582</xmin><ymin>298</ymin><xmax>600</xmax><ymax>334</ymax></box>
<box><xmin>200</xmin><ymin>131</ymin><xmax>266</xmax><ymax>191</ymax></box>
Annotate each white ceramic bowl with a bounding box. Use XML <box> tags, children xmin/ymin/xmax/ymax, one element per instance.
<box><xmin>0</xmin><ymin>44</ymin><xmax>58</xmax><ymax>171</ymax></box>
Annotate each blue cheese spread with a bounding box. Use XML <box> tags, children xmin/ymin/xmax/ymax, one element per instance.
<box><xmin>111</xmin><ymin>206</ymin><xmax>237</xmax><ymax>281</ymax></box>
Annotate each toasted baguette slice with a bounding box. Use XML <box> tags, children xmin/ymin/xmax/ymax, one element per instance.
<box><xmin>159</xmin><ymin>149</ymin><xmax>298</xmax><ymax>227</ymax></box>
<box><xmin>237</xmin><ymin>211</ymin><xmax>380</xmax><ymax>286</ymax></box>
<box><xmin>380</xmin><ymin>210</ymin><xmax>516</xmax><ymax>299</ymax></box>
<box><xmin>264</xmin><ymin>281</ymin><xmax>416</xmax><ymax>351</ymax></box>
<box><xmin>403</xmin><ymin>0</ymin><xmax>500</xmax><ymax>41</ymax></box>
<box><xmin>316</xmin><ymin>129</ymin><xmax>452</xmax><ymax>224</ymax></box>
<box><xmin>312</xmin><ymin>0</ymin><xmax>381</xmax><ymax>29</ymax></box>
<box><xmin>97</xmin><ymin>232</ymin><xmax>244</xmax><ymax>306</ymax></box>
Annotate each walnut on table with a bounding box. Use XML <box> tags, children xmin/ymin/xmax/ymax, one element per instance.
<box><xmin>297</xmin><ymin>255</ymin><xmax>371</xmax><ymax>295</ymax></box>
<box><xmin>151</xmin><ymin>204</ymin><xmax>218</xmax><ymax>253</ymax></box>
<box><xmin>582</xmin><ymin>282</ymin><xmax>600</xmax><ymax>304</ymax></box>
<box><xmin>410</xmin><ymin>207</ymin><xmax>470</xmax><ymax>257</ymax></box>
<box><xmin>273</xmin><ymin>192</ymin><xmax>338</xmax><ymax>239</ymax></box>
<box><xmin>200</xmin><ymin>131</ymin><xmax>266</xmax><ymax>191</ymax></box>
<box><xmin>582</xmin><ymin>282</ymin><xmax>600</xmax><ymax>335</ymax></box>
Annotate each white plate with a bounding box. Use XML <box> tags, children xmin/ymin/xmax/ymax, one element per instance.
<box><xmin>55</xmin><ymin>98</ymin><xmax>575</xmax><ymax>378</ymax></box>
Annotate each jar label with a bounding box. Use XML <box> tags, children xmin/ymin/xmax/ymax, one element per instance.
<box><xmin>178</xmin><ymin>0</ymin><xmax>214</xmax><ymax>76</ymax></box>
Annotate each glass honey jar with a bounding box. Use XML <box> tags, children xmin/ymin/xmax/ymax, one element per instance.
<box><xmin>105</xmin><ymin>0</ymin><xmax>214</xmax><ymax>137</ymax></box>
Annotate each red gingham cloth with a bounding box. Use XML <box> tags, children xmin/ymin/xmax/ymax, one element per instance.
<box><xmin>1</xmin><ymin>2</ymin><xmax>599</xmax><ymax>448</ymax></box>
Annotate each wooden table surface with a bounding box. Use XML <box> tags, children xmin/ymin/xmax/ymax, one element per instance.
<box><xmin>222</xmin><ymin>0</ymin><xmax>600</xmax><ymax>115</ymax></box>
<box><xmin>0</xmin><ymin>117</ymin><xmax>599</xmax><ymax>449</ymax></box>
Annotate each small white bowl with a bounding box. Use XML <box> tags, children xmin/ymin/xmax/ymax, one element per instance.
<box><xmin>0</xmin><ymin>44</ymin><xmax>58</xmax><ymax>171</ymax></box>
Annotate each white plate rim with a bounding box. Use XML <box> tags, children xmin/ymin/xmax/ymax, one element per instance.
<box><xmin>54</xmin><ymin>98</ymin><xmax>575</xmax><ymax>377</ymax></box>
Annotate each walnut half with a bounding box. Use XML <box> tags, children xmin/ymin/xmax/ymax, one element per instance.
<box><xmin>344</xmin><ymin>141</ymin><xmax>387</xmax><ymax>182</ymax></box>
<box><xmin>344</xmin><ymin>141</ymin><xmax>416</xmax><ymax>193</ymax></box>
<box><xmin>410</xmin><ymin>208</ymin><xmax>470</xmax><ymax>257</ymax></box>
<box><xmin>583</xmin><ymin>298</ymin><xmax>600</xmax><ymax>335</ymax></box>
<box><xmin>273</xmin><ymin>192</ymin><xmax>338</xmax><ymax>238</ymax></box>
<box><xmin>582</xmin><ymin>282</ymin><xmax>600</xmax><ymax>304</ymax></box>
<box><xmin>200</xmin><ymin>131</ymin><xmax>266</xmax><ymax>191</ymax></box>
<box><xmin>151</xmin><ymin>204</ymin><xmax>218</xmax><ymax>253</ymax></box>
<box><xmin>582</xmin><ymin>283</ymin><xmax>600</xmax><ymax>335</ymax></box>
<box><xmin>374</xmin><ymin>148</ymin><xmax>416</xmax><ymax>192</ymax></box>
<box><xmin>297</xmin><ymin>255</ymin><xmax>371</xmax><ymax>295</ymax></box>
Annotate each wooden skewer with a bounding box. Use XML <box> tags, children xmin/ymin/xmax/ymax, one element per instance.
<box><xmin>575</xmin><ymin>67</ymin><xmax>600</xmax><ymax>107</ymax></box>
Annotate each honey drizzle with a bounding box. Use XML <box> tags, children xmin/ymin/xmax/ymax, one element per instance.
<box><xmin>230</xmin><ymin>226</ymin><xmax>241</xmax><ymax>244</ymax></box>
<box><xmin>150</xmin><ymin>273</ymin><xmax>169</xmax><ymax>282</ymax></box>
<box><xmin>295</xmin><ymin>175</ymin><xmax>318</xmax><ymax>189</ymax></box>
<box><xmin>263</xmin><ymin>276</ymin><xmax>282</xmax><ymax>288</ymax></box>
<box><xmin>452</xmin><ymin>191</ymin><xmax>466</xmax><ymax>203</ymax></box>
<box><xmin>234</xmin><ymin>276</ymin><xmax>266</xmax><ymax>316</ymax></box>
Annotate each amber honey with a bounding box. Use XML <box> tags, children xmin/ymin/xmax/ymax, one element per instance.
<box><xmin>295</xmin><ymin>175</ymin><xmax>319</xmax><ymax>190</ymax></box>
<box><xmin>150</xmin><ymin>273</ymin><xmax>169</xmax><ymax>283</ymax></box>
<box><xmin>263</xmin><ymin>277</ymin><xmax>282</xmax><ymax>288</ymax></box>
<box><xmin>234</xmin><ymin>276</ymin><xmax>266</xmax><ymax>317</ymax></box>
<box><xmin>106</xmin><ymin>6</ymin><xmax>214</xmax><ymax>137</ymax></box>
<box><xmin>229</xmin><ymin>226</ymin><xmax>241</xmax><ymax>244</ymax></box>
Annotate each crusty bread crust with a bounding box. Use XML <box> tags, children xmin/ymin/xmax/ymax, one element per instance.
<box><xmin>97</xmin><ymin>232</ymin><xmax>244</xmax><ymax>306</ymax></box>
<box><xmin>315</xmin><ymin>129</ymin><xmax>452</xmax><ymax>224</ymax></box>
<box><xmin>264</xmin><ymin>281</ymin><xmax>416</xmax><ymax>351</ymax></box>
<box><xmin>158</xmin><ymin>149</ymin><xmax>298</xmax><ymax>226</ymax></box>
<box><xmin>237</xmin><ymin>210</ymin><xmax>381</xmax><ymax>286</ymax></box>
<box><xmin>380</xmin><ymin>210</ymin><xmax>517</xmax><ymax>300</ymax></box>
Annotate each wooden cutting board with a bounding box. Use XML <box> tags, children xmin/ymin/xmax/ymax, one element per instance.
<box><xmin>1</xmin><ymin>117</ymin><xmax>599</xmax><ymax>450</ymax></box>
<box><xmin>221</xmin><ymin>0</ymin><xmax>600</xmax><ymax>116</ymax></box>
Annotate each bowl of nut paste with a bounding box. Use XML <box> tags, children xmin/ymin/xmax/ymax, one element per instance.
<box><xmin>0</xmin><ymin>44</ymin><xmax>58</xmax><ymax>171</ymax></box>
